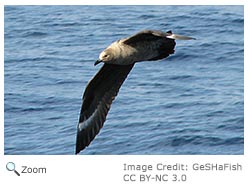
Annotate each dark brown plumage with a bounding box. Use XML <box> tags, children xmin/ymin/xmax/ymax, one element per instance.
<box><xmin>76</xmin><ymin>64</ymin><xmax>134</xmax><ymax>154</ymax></box>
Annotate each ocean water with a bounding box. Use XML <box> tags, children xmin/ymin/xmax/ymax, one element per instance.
<box><xmin>4</xmin><ymin>5</ymin><xmax>244</xmax><ymax>155</ymax></box>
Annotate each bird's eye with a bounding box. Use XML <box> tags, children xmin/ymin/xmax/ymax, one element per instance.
<box><xmin>103</xmin><ymin>54</ymin><xmax>108</xmax><ymax>58</ymax></box>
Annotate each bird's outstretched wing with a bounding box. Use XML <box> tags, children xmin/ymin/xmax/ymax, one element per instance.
<box><xmin>123</xmin><ymin>30</ymin><xmax>172</xmax><ymax>45</ymax></box>
<box><xmin>76</xmin><ymin>63</ymin><xmax>134</xmax><ymax>154</ymax></box>
<box><xmin>123</xmin><ymin>30</ymin><xmax>194</xmax><ymax>45</ymax></box>
<box><xmin>123</xmin><ymin>30</ymin><xmax>176</xmax><ymax>61</ymax></box>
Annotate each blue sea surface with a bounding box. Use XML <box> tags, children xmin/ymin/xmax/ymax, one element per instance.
<box><xmin>4</xmin><ymin>5</ymin><xmax>244</xmax><ymax>155</ymax></box>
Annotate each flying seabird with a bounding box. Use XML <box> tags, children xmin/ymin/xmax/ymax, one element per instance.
<box><xmin>75</xmin><ymin>30</ymin><xmax>195</xmax><ymax>154</ymax></box>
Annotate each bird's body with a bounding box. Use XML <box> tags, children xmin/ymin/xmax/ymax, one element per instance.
<box><xmin>75</xmin><ymin>30</ymin><xmax>194</xmax><ymax>154</ymax></box>
<box><xmin>96</xmin><ymin>30</ymin><xmax>176</xmax><ymax>65</ymax></box>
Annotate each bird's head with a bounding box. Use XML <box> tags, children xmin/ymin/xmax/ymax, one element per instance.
<box><xmin>95</xmin><ymin>49</ymin><xmax>114</xmax><ymax>65</ymax></box>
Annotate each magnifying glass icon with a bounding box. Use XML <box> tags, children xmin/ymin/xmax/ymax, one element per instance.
<box><xmin>6</xmin><ymin>162</ymin><xmax>20</xmax><ymax>176</ymax></box>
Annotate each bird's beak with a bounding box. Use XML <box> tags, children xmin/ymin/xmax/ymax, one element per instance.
<box><xmin>94</xmin><ymin>59</ymin><xmax>102</xmax><ymax>66</ymax></box>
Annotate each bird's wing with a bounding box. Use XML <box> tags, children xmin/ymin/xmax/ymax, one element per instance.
<box><xmin>123</xmin><ymin>30</ymin><xmax>176</xmax><ymax>61</ymax></box>
<box><xmin>76</xmin><ymin>63</ymin><xmax>134</xmax><ymax>154</ymax></box>
<box><xmin>122</xmin><ymin>30</ymin><xmax>172</xmax><ymax>45</ymax></box>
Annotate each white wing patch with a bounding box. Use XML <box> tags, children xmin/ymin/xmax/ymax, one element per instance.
<box><xmin>167</xmin><ymin>33</ymin><xmax>196</xmax><ymax>40</ymax></box>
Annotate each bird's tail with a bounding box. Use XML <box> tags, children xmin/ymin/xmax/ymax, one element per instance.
<box><xmin>166</xmin><ymin>31</ymin><xmax>196</xmax><ymax>40</ymax></box>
